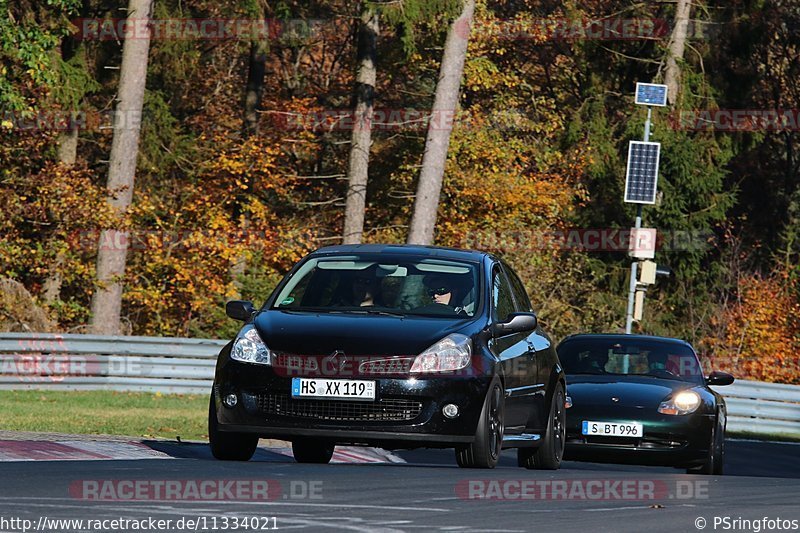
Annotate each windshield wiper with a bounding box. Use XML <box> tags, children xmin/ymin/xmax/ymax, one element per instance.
<box><xmin>280</xmin><ymin>307</ymin><xmax>344</xmax><ymax>314</ymax></box>
<box><xmin>628</xmin><ymin>372</ymin><xmax>685</xmax><ymax>381</ymax></box>
<box><xmin>345</xmin><ymin>309</ymin><xmax>406</xmax><ymax>318</ymax></box>
<box><xmin>279</xmin><ymin>307</ymin><xmax>406</xmax><ymax>318</ymax></box>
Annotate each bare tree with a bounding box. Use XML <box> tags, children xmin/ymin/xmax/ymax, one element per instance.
<box><xmin>89</xmin><ymin>0</ymin><xmax>153</xmax><ymax>335</ymax></box>
<box><xmin>664</xmin><ymin>0</ymin><xmax>691</xmax><ymax>105</ymax></box>
<box><xmin>406</xmin><ymin>0</ymin><xmax>474</xmax><ymax>245</ymax></box>
<box><xmin>342</xmin><ymin>6</ymin><xmax>379</xmax><ymax>244</ymax></box>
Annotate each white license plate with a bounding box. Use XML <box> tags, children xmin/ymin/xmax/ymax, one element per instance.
<box><xmin>291</xmin><ymin>378</ymin><xmax>375</xmax><ymax>401</ymax></box>
<box><xmin>582</xmin><ymin>421</ymin><xmax>643</xmax><ymax>438</ymax></box>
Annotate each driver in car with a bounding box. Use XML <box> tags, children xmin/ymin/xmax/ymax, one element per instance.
<box><xmin>423</xmin><ymin>274</ymin><xmax>470</xmax><ymax>315</ymax></box>
<box><xmin>647</xmin><ymin>352</ymin><xmax>677</xmax><ymax>376</ymax></box>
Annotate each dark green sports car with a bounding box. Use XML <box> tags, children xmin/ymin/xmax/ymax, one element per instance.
<box><xmin>558</xmin><ymin>334</ymin><xmax>734</xmax><ymax>474</ymax></box>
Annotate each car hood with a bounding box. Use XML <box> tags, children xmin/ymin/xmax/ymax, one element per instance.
<box><xmin>566</xmin><ymin>374</ymin><xmax>696</xmax><ymax>409</ymax></box>
<box><xmin>253</xmin><ymin>310</ymin><xmax>474</xmax><ymax>356</ymax></box>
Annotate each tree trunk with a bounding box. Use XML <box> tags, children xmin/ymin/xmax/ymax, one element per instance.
<box><xmin>232</xmin><ymin>37</ymin><xmax>270</xmax><ymax>294</ymax></box>
<box><xmin>89</xmin><ymin>0</ymin><xmax>153</xmax><ymax>335</ymax></box>
<box><xmin>42</xmin><ymin>249</ymin><xmax>66</xmax><ymax>305</ymax></box>
<box><xmin>45</xmin><ymin>39</ymin><xmax>80</xmax><ymax>305</ymax></box>
<box><xmin>664</xmin><ymin>0</ymin><xmax>691</xmax><ymax>105</ymax></box>
<box><xmin>406</xmin><ymin>0</ymin><xmax>474</xmax><ymax>245</ymax></box>
<box><xmin>243</xmin><ymin>39</ymin><xmax>269</xmax><ymax>137</ymax></box>
<box><xmin>57</xmin><ymin>125</ymin><xmax>78</xmax><ymax>166</ymax></box>
<box><xmin>56</xmin><ymin>31</ymin><xmax>80</xmax><ymax>166</ymax></box>
<box><xmin>342</xmin><ymin>7</ymin><xmax>379</xmax><ymax>244</ymax></box>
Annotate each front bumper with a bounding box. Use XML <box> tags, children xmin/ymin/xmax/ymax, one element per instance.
<box><xmin>213</xmin><ymin>359</ymin><xmax>491</xmax><ymax>448</ymax></box>
<box><xmin>563</xmin><ymin>410</ymin><xmax>715</xmax><ymax>467</ymax></box>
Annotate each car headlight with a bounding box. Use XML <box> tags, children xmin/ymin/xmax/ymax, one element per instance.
<box><xmin>410</xmin><ymin>333</ymin><xmax>472</xmax><ymax>373</ymax></box>
<box><xmin>658</xmin><ymin>390</ymin><xmax>701</xmax><ymax>415</ymax></box>
<box><xmin>230</xmin><ymin>325</ymin><xmax>272</xmax><ymax>365</ymax></box>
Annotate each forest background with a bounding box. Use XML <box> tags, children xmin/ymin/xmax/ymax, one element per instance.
<box><xmin>2</xmin><ymin>0</ymin><xmax>799</xmax><ymax>383</ymax></box>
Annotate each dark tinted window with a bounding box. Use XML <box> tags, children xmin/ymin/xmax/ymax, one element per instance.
<box><xmin>558</xmin><ymin>338</ymin><xmax>704</xmax><ymax>384</ymax></box>
<box><xmin>504</xmin><ymin>265</ymin><xmax>532</xmax><ymax>313</ymax></box>
<box><xmin>271</xmin><ymin>255</ymin><xmax>480</xmax><ymax>318</ymax></box>
<box><xmin>492</xmin><ymin>267</ymin><xmax>515</xmax><ymax>323</ymax></box>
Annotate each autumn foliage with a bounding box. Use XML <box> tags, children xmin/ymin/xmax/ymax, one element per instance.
<box><xmin>1</xmin><ymin>0</ymin><xmax>799</xmax><ymax>384</ymax></box>
<box><xmin>704</xmin><ymin>272</ymin><xmax>800</xmax><ymax>384</ymax></box>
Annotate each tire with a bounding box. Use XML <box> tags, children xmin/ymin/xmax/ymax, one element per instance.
<box><xmin>208</xmin><ymin>392</ymin><xmax>258</xmax><ymax>461</ymax></box>
<box><xmin>455</xmin><ymin>380</ymin><xmax>505</xmax><ymax>469</ymax></box>
<box><xmin>518</xmin><ymin>382</ymin><xmax>565</xmax><ymax>470</ymax></box>
<box><xmin>687</xmin><ymin>416</ymin><xmax>724</xmax><ymax>475</ymax></box>
<box><xmin>292</xmin><ymin>439</ymin><xmax>335</xmax><ymax>464</ymax></box>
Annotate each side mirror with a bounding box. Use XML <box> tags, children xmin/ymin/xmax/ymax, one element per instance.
<box><xmin>493</xmin><ymin>312</ymin><xmax>538</xmax><ymax>335</ymax></box>
<box><xmin>226</xmin><ymin>300</ymin><xmax>256</xmax><ymax>321</ymax></box>
<box><xmin>706</xmin><ymin>370</ymin><xmax>734</xmax><ymax>386</ymax></box>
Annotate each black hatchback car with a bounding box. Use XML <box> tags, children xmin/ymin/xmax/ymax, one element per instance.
<box><xmin>558</xmin><ymin>334</ymin><xmax>734</xmax><ymax>474</ymax></box>
<box><xmin>210</xmin><ymin>244</ymin><xmax>566</xmax><ymax>469</ymax></box>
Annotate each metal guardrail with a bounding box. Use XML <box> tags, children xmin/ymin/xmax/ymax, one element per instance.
<box><xmin>712</xmin><ymin>380</ymin><xmax>800</xmax><ymax>438</ymax></box>
<box><xmin>0</xmin><ymin>333</ymin><xmax>225</xmax><ymax>394</ymax></box>
<box><xmin>1</xmin><ymin>333</ymin><xmax>799</xmax><ymax>438</ymax></box>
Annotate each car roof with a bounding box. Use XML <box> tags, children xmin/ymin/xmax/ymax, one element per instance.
<box><xmin>558</xmin><ymin>333</ymin><xmax>695</xmax><ymax>349</ymax></box>
<box><xmin>310</xmin><ymin>244</ymin><xmax>489</xmax><ymax>263</ymax></box>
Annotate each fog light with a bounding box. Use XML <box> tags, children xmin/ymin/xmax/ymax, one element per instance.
<box><xmin>223</xmin><ymin>394</ymin><xmax>238</xmax><ymax>408</ymax></box>
<box><xmin>442</xmin><ymin>403</ymin><xmax>459</xmax><ymax>419</ymax></box>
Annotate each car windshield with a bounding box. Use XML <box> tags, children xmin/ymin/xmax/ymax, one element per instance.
<box><xmin>558</xmin><ymin>338</ymin><xmax>704</xmax><ymax>384</ymax></box>
<box><xmin>270</xmin><ymin>255</ymin><xmax>481</xmax><ymax>318</ymax></box>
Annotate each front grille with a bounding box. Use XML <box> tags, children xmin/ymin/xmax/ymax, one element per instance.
<box><xmin>584</xmin><ymin>435</ymin><xmax>641</xmax><ymax>447</ymax></box>
<box><xmin>578</xmin><ymin>435</ymin><xmax>684</xmax><ymax>448</ymax></box>
<box><xmin>257</xmin><ymin>393</ymin><xmax>423</xmax><ymax>422</ymax></box>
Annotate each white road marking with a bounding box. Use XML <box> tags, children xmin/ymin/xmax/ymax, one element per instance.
<box><xmin>584</xmin><ymin>503</ymin><xmax>698</xmax><ymax>512</ymax></box>
<box><xmin>0</xmin><ymin>497</ymin><xmax>449</xmax><ymax>512</ymax></box>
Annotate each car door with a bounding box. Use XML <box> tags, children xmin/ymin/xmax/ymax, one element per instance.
<box><xmin>489</xmin><ymin>264</ymin><xmax>529</xmax><ymax>434</ymax></box>
<box><xmin>501</xmin><ymin>263</ymin><xmax>545</xmax><ymax>431</ymax></box>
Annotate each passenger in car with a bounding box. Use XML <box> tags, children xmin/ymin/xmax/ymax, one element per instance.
<box><xmin>352</xmin><ymin>273</ymin><xmax>380</xmax><ymax>306</ymax></box>
<box><xmin>334</xmin><ymin>267</ymin><xmax>381</xmax><ymax>307</ymax></box>
<box><xmin>576</xmin><ymin>350</ymin><xmax>609</xmax><ymax>373</ymax></box>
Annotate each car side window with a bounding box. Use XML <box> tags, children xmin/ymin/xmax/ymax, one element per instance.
<box><xmin>492</xmin><ymin>267</ymin><xmax>515</xmax><ymax>323</ymax></box>
<box><xmin>504</xmin><ymin>266</ymin><xmax>532</xmax><ymax>313</ymax></box>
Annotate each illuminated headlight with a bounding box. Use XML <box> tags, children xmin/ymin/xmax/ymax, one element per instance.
<box><xmin>230</xmin><ymin>325</ymin><xmax>272</xmax><ymax>365</ymax></box>
<box><xmin>658</xmin><ymin>390</ymin><xmax>701</xmax><ymax>415</ymax></box>
<box><xmin>410</xmin><ymin>334</ymin><xmax>472</xmax><ymax>373</ymax></box>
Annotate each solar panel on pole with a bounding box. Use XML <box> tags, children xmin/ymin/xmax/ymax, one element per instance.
<box><xmin>624</xmin><ymin>141</ymin><xmax>661</xmax><ymax>204</ymax></box>
<box><xmin>635</xmin><ymin>83</ymin><xmax>668</xmax><ymax>107</ymax></box>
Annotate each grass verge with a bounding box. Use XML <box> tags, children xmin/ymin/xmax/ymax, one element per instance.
<box><xmin>0</xmin><ymin>390</ymin><xmax>208</xmax><ymax>441</ymax></box>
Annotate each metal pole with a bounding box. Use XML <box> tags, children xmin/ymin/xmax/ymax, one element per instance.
<box><xmin>624</xmin><ymin>205</ymin><xmax>643</xmax><ymax>334</ymax></box>
<box><xmin>624</xmin><ymin>106</ymin><xmax>652</xmax><ymax>334</ymax></box>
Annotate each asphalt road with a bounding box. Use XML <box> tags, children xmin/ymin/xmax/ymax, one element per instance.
<box><xmin>0</xmin><ymin>439</ymin><xmax>798</xmax><ymax>533</ymax></box>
